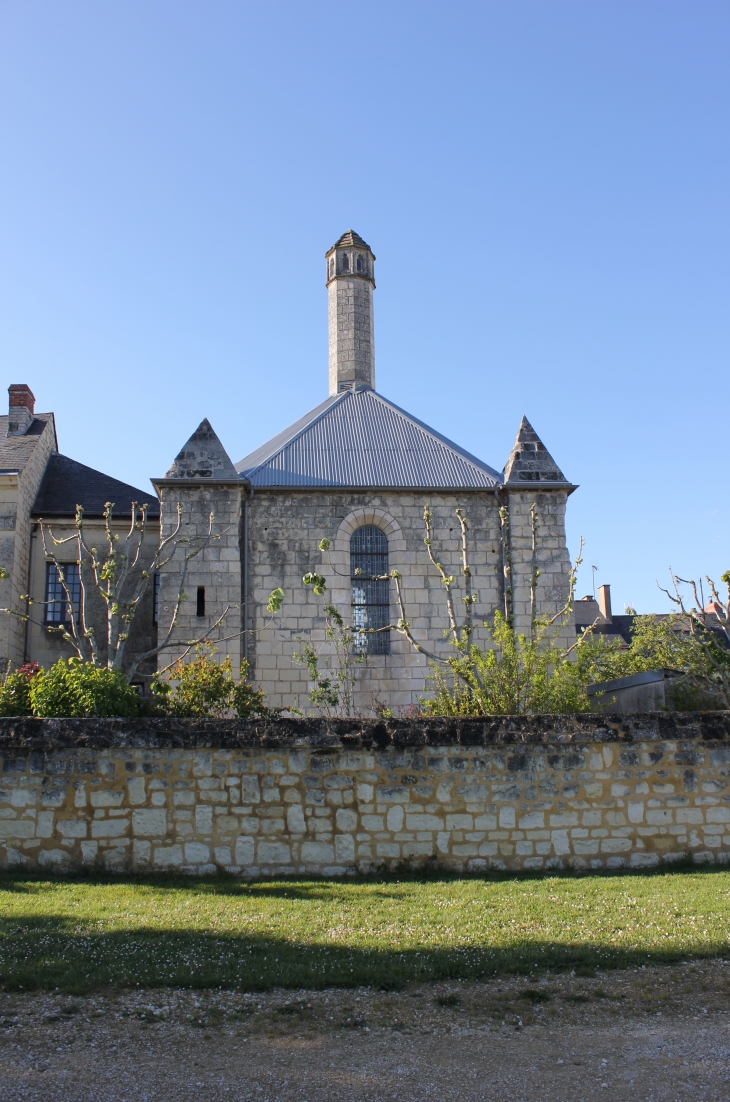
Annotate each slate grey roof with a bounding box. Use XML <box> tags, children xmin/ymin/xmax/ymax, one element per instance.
<box><xmin>0</xmin><ymin>414</ymin><xmax>55</xmax><ymax>475</ymax></box>
<box><xmin>166</xmin><ymin>419</ymin><xmax>238</xmax><ymax>479</ymax></box>
<box><xmin>32</xmin><ymin>454</ymin><xmax>159</xmax><ymax>519</ymax></box>
<box><xmin>503</xmin><ymin>416</ymin><xmax>568</xmax><ymax>484</ymax></box>
<box><xmin>235</xmin><ymin>388</ymin><xmax>502</xmax><ymax>489</ymax></box>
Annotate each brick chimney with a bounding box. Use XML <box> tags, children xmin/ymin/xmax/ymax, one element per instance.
<box><xmin>7</xmin><ymin>385</ymin><xmax>35</xmax><ymax>436</ymax></box>
<box><xmin>597</xmin><ymin>583</ymin><xmax>612</xmax><ymax>620</ymax></box>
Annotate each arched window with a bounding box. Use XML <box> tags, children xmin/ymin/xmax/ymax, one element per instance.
<box><xmin>356</xmin><ymin>255</ymin><xmax>363</xmax><ymax>272</ymax></box>
<box><xmin>342</xmin><ymin>253</ymin><xmax>349</xmax><ymax>272</ymax></box>
<box><xmin>328</xmin><ymin>258</ymin><xmax>334</xmax><ymax>277</ymax></box>
<box><xmin>351</xmin><ymin>526</ymin><xmax>390</xmax><ymax>655</ymax></box>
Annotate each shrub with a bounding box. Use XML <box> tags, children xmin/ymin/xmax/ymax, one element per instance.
<box><xmin>152</xmin><ymin>644</ymin><xmax>274</xmax><ymax>718</ymax></box>
<box><xmin>422</xmin><ymin>612</ymin><xmax>729</xmax><ymax>716</ymax></box>
<box><xmin>0</xmin><ymin>662</ymin><xmax>40</xmax><ymax>717</ymax></box>
<box><xmin>29</xmin><ymin>659</ymin><xmax>142</xmax><ymax>718</ymax></box>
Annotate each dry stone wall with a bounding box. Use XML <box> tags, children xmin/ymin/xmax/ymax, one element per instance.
<box><xmin>1</xmin><ymin>713</ymin><xmax>729</xmax><ymax>876</ymax></box>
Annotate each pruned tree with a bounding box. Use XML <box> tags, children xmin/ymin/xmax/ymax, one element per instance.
<box><xmin>293</xmin><ymin>599</ymin><xmax>365</xmax><ymax>717</ymax></box>
<box><xmin>299</xmin><ymin>505</ymin><xmax>593</xmax><ymax>715</ymax></box>
<box><xmin>2</xmin><ymin>501</ymin><xmax>237</xmax><ymax>681</ymax></box>
<box><xmin>658</xmin><ymin>570</ymin><xmax>730</xmax><ymax>708</ymax></box>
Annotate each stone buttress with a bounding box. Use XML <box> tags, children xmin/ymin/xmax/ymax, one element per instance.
<box><xmin>153</xmin><ymin>419</ymin><xmax>243</xmax><ymax>672</ymax></box>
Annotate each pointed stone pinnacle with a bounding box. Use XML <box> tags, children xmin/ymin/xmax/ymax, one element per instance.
<box><xmin>165</xmin><ymin>419</ymin><xmax>238</xmax><ymax>479</ymax></box>
<box><xmin>503</xmin><ymin>416</ymin><xmax>568</xmax><ymax>484</ymax></box>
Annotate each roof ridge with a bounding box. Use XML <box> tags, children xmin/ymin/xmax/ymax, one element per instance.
<box><xmin>236</xmin><ymin>389</ymin><xmax>502</xmax><ymax>489</ymax></box>
<box><xmin>241</xmin><ymin>391</ymin><xmax>348</xmax><ymax>480</ymax></box>
<box><xmin>367</xmin><ymin>390</ymin><xmax>503</xmax><ymax>481</ymax></box>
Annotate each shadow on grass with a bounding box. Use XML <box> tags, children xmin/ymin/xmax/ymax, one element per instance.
<box><xmin>0</xmin><ymin>855</ymin><xmax>718</xmax><ymax>899</ymax></box>
<box><xmin>0</xmin><ymin>920</ymin><xmax>725</xmax><ymax>995</ymax></box>
<box><xmin>1</xmin><ymin>865</ymin><xmax>729</xmax><ymax>995</ymax></box>
<box><xmin>1</xmin><ymin>916</ymin><xmax>727</xmax><ymax>996</ymax></box>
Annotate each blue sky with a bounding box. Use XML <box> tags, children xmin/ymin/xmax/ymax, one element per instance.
<box><xmin>1</xmin><ymin>2</ymin><xmax>727</xmax><ymax>612</ymax></box>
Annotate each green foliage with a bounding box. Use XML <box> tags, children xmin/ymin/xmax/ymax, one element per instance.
<box><xmin>294</xmin><ymin>603</ymin><xmax>364</xmax><ymax>717</ymax></box>
<box><xmin>582</xmin><ymin>615</ymin><xmax>729</xmax><ymax>711</ymax></box>
<box><xmin>303</xmin><ymin>572</ymin><xmax>327</xmax><ymax>596</ymax></box>
<box><xmin>422</xmin><ymin>611</ymin><xmax>590</xmax><ymax>716</ymax></box>
<box><xmin>0</xmin><ymin>662</ymin><xmax>39</xmax><ymax>717</ymax></box>
<box><xmin>0</xmin><ymin>649</ymin><xmax>277</xmax><ymax>720</ymax></box>
<box><xmin>28</xmin><ymin>658</ymin><xmax>142</xmax><ymax>718</ymax></box>
<box><xmin>152</xmin><ymin>644</ymin><xmax>275</xmax><ymax>718</ymax></box>
<box><xmin>266</xmin><ymin>587</ymin><xmax>285</xmax><ymax>614</ymax></box>
<box><xmin>422</xmin><ymin>612</ymin><xmax>729</xmax><ymax>716</ymax></box>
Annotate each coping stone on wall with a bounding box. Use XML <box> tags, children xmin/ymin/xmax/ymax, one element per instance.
<box><xmin>0</xmin><ymin>712</ymin><xmax>729</xmax><ymax>753</ymax></box>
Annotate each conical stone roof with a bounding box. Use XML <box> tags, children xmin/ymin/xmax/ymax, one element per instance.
<box><xmin>165</xmin><ymin>419</ymin><xmax>238</xmax><ymax>479</ymax></box>
<box><xmin>503</xmin><ymin>416</ymin><xmax>568</xmax><ymax>484</ymax></box>
<box><xmin>326</xmin><ymin>229</ymin><xmax>374</xmax><ymax>255</ymax></box>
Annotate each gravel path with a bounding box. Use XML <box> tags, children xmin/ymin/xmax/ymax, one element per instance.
<box><xmin>2</xmin><ymin>961</ymin><xmax>730</xmax><ymax>1100</ymax></box>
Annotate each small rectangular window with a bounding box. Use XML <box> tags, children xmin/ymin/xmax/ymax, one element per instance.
<box><xmin>45</xmin><ymin>562</ymin><xmax>81</xmax><ymax>626</ymax></box>
<box><xmin>196</xmin><ymin>586</ymin><xmax>205</xmax><ymax>617</ymax></box>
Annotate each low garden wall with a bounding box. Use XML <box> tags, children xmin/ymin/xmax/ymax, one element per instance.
<box><xmin>1</xmin><ymin>713</ymin><xmax>730</xmax><ymax>876</ymax></box>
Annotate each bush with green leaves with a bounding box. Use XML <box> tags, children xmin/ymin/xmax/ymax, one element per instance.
<box><xmin>27</xmin><ymin>658</ymin><xmax>143</xmax><ymax>718</ymax></box>
<box><xmin>578</xmin><ymin>613</ymin><xmax>730</xmax><ymax>711</ymax></box>
<box><xmin>0</xmin><ymin>662</ymin><xmax>39</xmax><ymax>717</ymax></box>
<box><xmin>152</xmin><ymin>644</ymin><xmax>275</xmax><ymax>718</ymax></box>
<box><xmin>422</xmin><ymin>612</ymin><xmax>729</xmax><ymax>716</ymax></box>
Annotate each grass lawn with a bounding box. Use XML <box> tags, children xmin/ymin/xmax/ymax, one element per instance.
<box><xmin>1</xmin><ymin>868</ymin><xmax>729</xmax><ymax>994</ymax></box>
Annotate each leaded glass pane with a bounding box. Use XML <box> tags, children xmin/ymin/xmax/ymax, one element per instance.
<box><xmin>45</xmin><ymin>562</ymin><xmax>81</xmax><ymax>625</ymax></box>
<box><xmin>350</xmin><ymin>526</ymin><xmax>390</xmax><ymax>655</ymax></box>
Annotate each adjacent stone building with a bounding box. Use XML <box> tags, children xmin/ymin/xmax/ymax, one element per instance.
<box><xmin>0</xmin><ymin>386</ymin><xmax>159</xmax><ymax>678</ymax></box>
<box><xmin>3</xmin><ymin>231</ymin><xmax>576</xmax><ymax>712</ymax></box>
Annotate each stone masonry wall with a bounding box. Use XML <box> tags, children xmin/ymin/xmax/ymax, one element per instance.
<box><xmin>1</xmin><ymin>713</ymin><xmax>729</xmax><ymax>876</ymax></box>
<box><xmin>328</xmin><ymin>277</ymin><xmax>375</xmax><ymax>393</ymax></box>
<box><xmin>157</xmin><ymin>484</ymin><xmax>242</xmax><ymax>671</ymax></box>
<box><xmin>247</xmin><ymin>489</ymin><xmax>571</xmax><ymax>714</ymax></box>
<box><xmin>0</xmin><ymin>419</ymin><xmax>56</xmax><ymax>669</ymax></box>
<box><xmin>506</xmin><ymin>489</ymin><xmax>573</xmax><ymax>648</ymax></box>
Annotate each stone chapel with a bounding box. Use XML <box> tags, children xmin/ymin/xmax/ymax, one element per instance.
<box><xmin>0</xmin><ymin>231</ymin><xmax>575</xmax><ymax>713</ymax></box>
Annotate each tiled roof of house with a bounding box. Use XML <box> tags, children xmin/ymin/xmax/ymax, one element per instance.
<box><xmin>0</xmin><ymin>414</ymin><xmax>55</xmax><ymax>475</ymax></box>
<box><xmin>235</xmin><ymin>388</ymin><xmax>502</xmax><ymax>489</ymax></box>
<box><xmin>32</xmin><ymin>454</ymin><xmax>159</xmax><ymax>519</ymax></box>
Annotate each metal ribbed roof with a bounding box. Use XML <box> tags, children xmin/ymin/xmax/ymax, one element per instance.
<box><xmin>235</xmin><ymin>389</ymin><xmax>502</xmax><ymax>489</ymax></box>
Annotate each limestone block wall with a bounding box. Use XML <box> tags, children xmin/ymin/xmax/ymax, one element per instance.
<box><xmin>0</xmin><ymin>474</ymin><xmax>21</xmax><ymax>668</ymax></box>
<box><xmin>247</xmin><ymin>488</ymin><xmax>571</xmax><ymax>715</ymax></box>
<box><xmin>157</xmin><ymin>483</ymin><xmax>242</xmax><ymax>670</ymax></box>
<box><xmin>506</xmin><ymin>489</ymin><xmax>573</xmax><ymax>648</ymax></box>
<box><xmin>0</xmin><ymin>419</ymin><xmax>56</xmax><ymax>669</ymax></box>
<box><xmin>1</xmin><ymin>713</ymin><xmax>728</xmax><ymax>876</ymax></box>
<box><xmin>248</xmin><ymin>491</ymin><xmax>503</xmax><ymax>714</ymax></box>
<box><xmin>327</xmin><ymin>277</ymin><xmax>375</xmax><ymax>393</ymax></box>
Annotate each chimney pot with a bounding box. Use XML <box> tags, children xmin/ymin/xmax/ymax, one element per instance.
<box><xmin>597</xmin><ymin>583</ymin><xmax>612</xmax><ymax>620</ymax></box>
<box><xmin>7</xmin><ymin>385</ymin><xmax>35</xmax><ymax>436</ymax></box>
